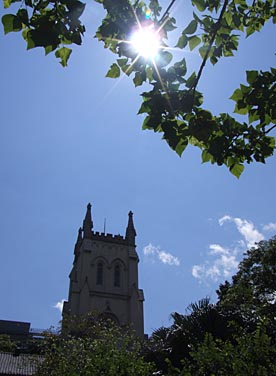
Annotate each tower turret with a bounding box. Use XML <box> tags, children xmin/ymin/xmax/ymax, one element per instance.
<box><xmin>83</xmin><ymin>203</ymin><xmax>93</xmax><ymax>239</ymax></box>
<box><xmin>125</xmin><ymin>211</ymin><xmax>136</xmax><ymax>246</ymax></box>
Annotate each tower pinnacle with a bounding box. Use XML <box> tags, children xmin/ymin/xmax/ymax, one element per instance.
<box><xmin>83</xmin><ymin>203</ymin><xmax>93</xmax><ymax>239</ymax></box>
<box><xmin>125</xmin><ymin>211</ymin><xmax>136</xmax><ymax>246</ymax></box>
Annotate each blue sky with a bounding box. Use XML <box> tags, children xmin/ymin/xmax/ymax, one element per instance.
<box><xmin>0</xmin><ymin>1</ymin><xmax>275</xmax><ymax>334</ymax></box>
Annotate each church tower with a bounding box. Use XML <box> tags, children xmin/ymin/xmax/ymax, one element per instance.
<box><xmin>62</xmin><ymin>203</ymin><xmax>144</xmax><ymax>338</ymax></box>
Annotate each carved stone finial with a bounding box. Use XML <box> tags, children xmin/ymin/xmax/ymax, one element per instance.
<box><xmin>125</xmin><ymin>210</ymin><xmax>136</xmax><ymax>246</ymax></box>
<box><xmin>83</xmin><ymin>203</ymin><xmax>93</xmax><ymax>239</ymax></box>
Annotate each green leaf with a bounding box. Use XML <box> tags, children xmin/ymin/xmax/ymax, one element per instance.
<box><xmin>175</xmin><ymin>138</ymin><xmax>188</xmax><ymax>156</ymax></box>
<box><xmin>67</xmin><ymin>0</ymin><xmax>86</xmax><ymax>18</ymax></box>
<box><xmin>186</xmin><ymin>72</ymin><xmax>197</xmax><ymax>89</ymax></box>
<box><xmin>183</xmin><ymin>19</ymin><xmax>198</xmax><ymax>35</ymax></box>
<box><xmin>3</xmin><ymin>0</ymin><xmax>11</xmax><ymax>8</ymax></box>
<box><xmin>159</xmin><ymin>51</ymin><xmax>173</xmax><ymax>67</ymax></box>
<box><xmin>106</xmin><ymin>63</ymin><xmax>120</xmax><ymax>78</ymax></box>
<box><xmin>163</xmin><ymin>17</ymin><xmax>177</xmax><ymax>32</ymax></box>
<box><xmin>232</xmin><ymin>14</ymin><xmax>242</xmax><ymax>29</ymax></box>
<box><xmin>230</xmin><ymin>163</ymin><xmax>244</xmax><ymax>178</ymax></box>
<box><xmin>234</xmin><ymin>105</ymin><xmax>248</xmax><ymax>115</ymax></box>
<box><xmin>192</xmin><ymin>0</ymin><xmax>206</xmax><ymax>11</ymax></box>
<box><xmin>44</xmin><ymin>45</ymin><xmax>55</xmax><ymax>55</ymax></box>
<box><xmin>248</xmin><ymin>111</ymin><xmax>259</xmax><ymax>124</ymax></box>
<box><xmin>145</xmin><ymin>66</ymin><xmax>154</xmax><ymax>82</ymax></box>
<box><xmin>201</xmin><ymin>150</ymin><xmax>212</xmax><ymax>163</ymax></box>
<box><xmin>25</xmin><ymin>31</ymin><xmax>35</xmax><ymax>50</ymax></box>
<box><xmin>138</xmin><ymin>101</ymin><xmax>150</xmax><ymax>115</ymax></box>
<box><xmin>246</xmin><ymin>26</ymin><xmax>255</xmax><ymax>37</ymax></box>
<box><xmin>2</xmin><ymin>14</ymin><xmax>22</xmax><ymax>34</ymax></box>
<box><xmin>188</xmin><ymin>35</ymin><xmax>201</xmax><ymax>51</ymax></box>
<box><xmin>117</xmin><ymin>58</ymin><xmax>128</xmax><ymax>68</ymax></box>
<box><xmin>55</xmin><ymin>47</ymin><xmax>72</xmax><ymax>67</ymax></box>
<box><xmin>3</xmin><ymin>0</ymin><xmax>21</xmax><ymax>7</ymax></box>
<box><xmin>175</xmin><ymin>34</ymin><xmax>188</xmax><ymax>49</ymax></box>
<box><xmin>149</xmin><ymin>0</ymin><xmax>162</xmax><ymax>17</ymax></box>
<box><xmin>174</xmin><ymin>58</ymin><xmax>187</xmax><ymax>77</ymax></box>
<box><xmin>267</xmin><ymin>136</ymin><xmax>275</xmax><ymax>148</ymax></box>
<box><xmin>133</xmin><ymin>71</ymin><xmax>145</xmax><ymax>87</ymax></box>
<box><xmin>240</xmin><ymin>84</ymin><xmax>250</xmax><ymax>94</ymax></box>
<box><xmin>199</xmin><ymin>44</ymin><xmax>209</xmax><ymax>59</ymax></box>
<box><xmin>224</xmin><ymin>12</ymin><xmax>232</xmax><ymax>26</ymax></box>
<box><xmin>17</xmin><ymin>8</ymin><xmax>28</xmax><ymax>25</ymax></box>
<box><xmin>230</xmin><ymin>88</ymin><xmax>242</xmax><ymax>102</ymax></box>
<box><xmin>246</xmin><ymin>70</ymin><xmax>258</xmax><ymax>84</ymax></box>
<box><xmin>210</xmin><ymin>55</ymin><xmax>218</xmax><ymax>65</ymax></box>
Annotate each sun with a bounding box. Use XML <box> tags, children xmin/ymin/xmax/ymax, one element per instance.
<box><xmin>130</xmin><ymin>24</ymin><xmax>161</xmax><ymax>59</ymax></box>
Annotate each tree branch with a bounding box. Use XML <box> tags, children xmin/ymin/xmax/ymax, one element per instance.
<box><xmin>265</xmin><ymin>124</ymin><xmax>276</xmax><ymax>134</ymax></box>
<box><xmin>159</xmin><ymin>0</ymin><xmax>177</xmax><ymax>23</ymax></box>
<box><xmin>193</xmin><ymin>0</ymin><xmax>230</xmax><ymax>93</ymax></box>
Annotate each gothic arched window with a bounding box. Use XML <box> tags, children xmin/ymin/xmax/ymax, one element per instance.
<box><xmin>114</xmin><ymin>264</ymin><xmax>120</xmax><ymax>287</ymax></box>
<box><xmin>96</xmin><ymin>262</ymin><xmax>103</xmax><ymax>285</ymax></box>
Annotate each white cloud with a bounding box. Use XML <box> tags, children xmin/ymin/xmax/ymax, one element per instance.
<box><xmin>219</xmin><ymin>215</ymin><xmax>264</xmax><ymax>248</ymax></box>
<box><xmin>53</xmin><ymin>299</ymin><xmax>65</xmax><ymax>313</ymax></box>
<box><xmin>192</xmin><ymin>215</ymin><xmax>275</xmax><ymax>284</ymax></box>
<box><xmin>192</xmin><ymin>243</ymin><xmax>240</xmax><ymax>283</ymax></box>
<box><xmin>218</xmin><ymin>215</ymin><xmax>231</xmax><ymax>225</ymax></box>
<box><xmin>209</xmin><ymin>243</ymin><xmax>228</xmax><ymax>255</ymax></box>
<box><xmin>192</xmin><ymin>265</ymin><xmax>204</xmax><ymax>279</ymax></box>
<box><xmin>206</xmin><ymin>264</ymin><xmax>221</xmax><ymax>279</ymax></box>
<box><xmin>262</xmin><ymin>222</ymin><xmax>276</xmax><ymax>232</ymax></box>
<box><xmin>143</xmin><ymin>243</ymin><xmax>156</xmax><ymax>256</ymax></box>
<box><xmin>158</xmin><ymin>250</ymin><xmax>180</xmax><ymax>266</ymax></box>
<box><xmin>143</xmin><ymin>243</ymin><xmax>180</xmax><ymax>266</ymax></box>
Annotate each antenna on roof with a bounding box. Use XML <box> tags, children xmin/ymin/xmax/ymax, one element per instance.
<box><xmin>104</xmin><ymin>218</ymin><xmax>106</xmax><ymax>235</ymax></box>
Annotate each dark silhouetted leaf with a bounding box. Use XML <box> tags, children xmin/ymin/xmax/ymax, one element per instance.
<box><xmin>183</xmin><ymin>19</ymin><xmax>198</xmax><ymax>35</ymax></box>
<box><xmin>246</xmin><ymin>70</ymin><xmax>258</xmax><ymax>84</ymax></box>
<box><xmin>2</xmin><ymin>14</ymin><xmax>21</xmax><ymax>34</ymax></box>
<box><xmin>192</xmin><ymin>0</ymin><xmax>206</xmax><ymax>11</ymax></box>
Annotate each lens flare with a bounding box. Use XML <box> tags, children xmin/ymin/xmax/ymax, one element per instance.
<box><xmin>145</xmin><ymin>8</ymin><xmax>152</xmax><ymax>19</ymax></box>
<box><xmin>131</xmin><ymin>25</ymin><xmax>160</xmax><ymax>59</ymax></box>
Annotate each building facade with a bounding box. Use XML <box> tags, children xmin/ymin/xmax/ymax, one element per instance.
<box><xmin>62</xmin><ymin>204</ymin><xmax>144</xmax><ymax>337</ymax></box>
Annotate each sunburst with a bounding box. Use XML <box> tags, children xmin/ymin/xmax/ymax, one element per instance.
<box><xmin>130</xmin><ymin>23</ymin><xmax>161</xmax><ymax>59</ymax></box>
<box><xmin>100</xmin><ymin>6</ymin><xmax>177</xmax><ymax>107</ymax></box>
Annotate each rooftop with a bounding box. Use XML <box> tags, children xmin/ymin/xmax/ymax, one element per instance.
<box><xmin>0</xmin><ymin>352</ymin><xmax>43</xmax><ymax>376</ymax></box>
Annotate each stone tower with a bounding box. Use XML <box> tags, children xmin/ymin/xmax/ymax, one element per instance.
<box><xmin>62</xmin><ymin>203</ymin><xmax>144</xmax><ymax>338</ymax></box>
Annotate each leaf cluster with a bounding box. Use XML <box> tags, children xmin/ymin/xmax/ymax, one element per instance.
<box><xmin>95</xmin><ymin>0</ymin><xmax>276</xmax><ymax>177</ymax></box>
<box><xmin>1</xmin><ymin>0</ymin><xmax>276</xmax><ymax>175</ymax></box>
<box><xmin>2</xmin><ymin>0</ymin><xmax>86</xmax><ymax>66</ymax></box>
<box><xmin>184</xmin><ymin>325</ymin><xmax>276</xmax><ymax>376</ymax></box>
<box><xmin>217</xmin><ymin>236</ymin><xmax>276</xmax><ymax>335</ymax></box>
<box><xmin>35</xmin><ymin>314</ymin><xmax>153</xmax><ymax>376</ymax></box>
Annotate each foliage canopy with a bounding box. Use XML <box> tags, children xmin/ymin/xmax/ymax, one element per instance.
<box><xmin>35</xmin><ymin>315</ymin><xmax>153</xmax><ymax>376</ymax></box>
<box><xmin>1</xmin><ymin>0</ymin><xmax>276</xmax><ymax>176</ymax></box>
